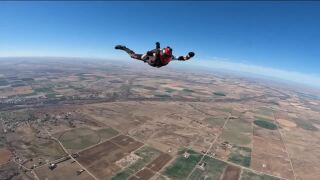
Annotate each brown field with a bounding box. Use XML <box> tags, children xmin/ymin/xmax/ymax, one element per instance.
<box><xmin>274</xmin><ymin>112</ymin><xmax>290</xmax><ymax>121</ymax></box>
<box><xmin>14</xmin><ymin>85</ymin><xmax>33</xmax><ymax>93</ymax></box>
<box><xmin>277</xmin><ymin>119</ymin><xmax>297</xmax><ymax>128</ymax></box>
<box><xmin>77</xmin><ymin>140</ymin><xmax>123</xmax><ymax>178</ymax></box>
<box><xmin>34</xmin><ymin>158</ymin><xmax>94</xmax><ymax>180</ymax></box>
<box><xmin>252</xmin><ymin>136</ymin><xmax>287</xmax><ymax>157</ymax></box>
<box><xmin>77</xmin><ymin>136</ymin><xmax>143</xmax><ymax>179</ymax></box>
<box><xmin>291</xmin><ymin>158</ymin><xmax>320</xmax><ymax>180</ymax></box>
<box><xmin>282</xmin><ymin>128</ymin><xmax>320</xmax><ymax>180</ymax></box>
<box><xmin>0</xmin><ymin>148</ymin><xmax>12</xmax><ymax>165</ymax></box>
<box><xmin>110</xmin><ymin>135</ymin><xmax>144</xmax><ymax>152</ymax></box>
<box><xmin>0</xmin><ymin>85</ymin><xmax>33</xmax><ymax>97</ymax></box>
<box><xmin>54</xmin><ymin>88</ymin><xmax>76</xmax><ymax>95</ymax></box>
<box><xmin>251</xmin><ymin>123</ymin><xmax>294</xmax><ymax>179</ymax></box>
<box><xmin>78</xmin><ymin>140</ymin><xmax>119</xmax><ymax>165</ymax></box>
<box><xmin>146</xmin><ymin>153</ymin><xmax>172</xmax><ymax>172</ymax></box>
<box><xmin>253</xmin><ymin>126</ymin><xmax>281</xmax><ymax>141</ymax></box>
<box><xmin>222</xmin><ymin>165</ymin><xmax>241</xmax><ymax>180</ymax></box>
<box><xmin>90</xmin><ymin>160</ymin><xmax>121</xmax><ymax>179</ymax></box>
<box><xmin>130</xmin><ymin>168</ymin><xmax>155</xmax><ymax>180</ymax></box>
<box><xmin>83</xmin><ymin>102</ymin><xmax>218</xmax><ymax>154</ymax></box>
<box><xmin>251</xmin><ymin>151</ymin><xmax>294</xmax><ymax>179</ymax></box>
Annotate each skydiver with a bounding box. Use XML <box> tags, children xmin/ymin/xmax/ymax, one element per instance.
<box><xmin>115</xmin><ymin>42</ymin><xmax>195</xmax><ymax>68</ymax></box>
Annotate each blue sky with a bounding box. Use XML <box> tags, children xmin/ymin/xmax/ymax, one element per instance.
<box><xmin>1</xmin><ymin>1</ymin><xmax>320</xmax><ymax>88</ymax></box>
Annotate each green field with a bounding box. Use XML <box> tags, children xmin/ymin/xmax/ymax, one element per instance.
<box><xmin>59</xmin><ymin>127</ymin><xmax>100</xmax><ymax>150</ymax></box>
<box><xmin>46</xmin><ymin>93</ymin><xmax>57</xmax><ymax>98</ymax></box>
<box><xmin>34</xmin><ymin>87</ymin><xmax>53</xmax><ymax>93</ymax></box>
<box><xmin>189</xmin><ymin>156</ymin><xmax>227</xmax><ymax>180</ymax></box>
<box><xmin>21</xmin><ymin>78</ymin><xmax>34</xmax><ymax>82</ymax></box>
<box><xmin>96</xmin><ymin>127</ymin><xmax>119</xmax><ymax>140</ymax></box>
<box><xmin>111</xmin><ymin>146</ymin><xmax>161</xmax><ymax>180</ymax></box>
<box><xmin>213</xmin><ymin>92</ymin><xmax>226</xmax><ymax>96</ymax></box>
<box><xmin>221</xmin><ymin>119</ymin><xmax>251</xmax><ymax>146</ymax></box>
<box><xmin>165</xmin><ymin>88</ymin><xmax>177</xmax><ymax>93</ymax></box>
<box><xmin>183</xmin><ymin>88</ymin><xmax>194</xmax><ymax>93</ymax></box>
<box><xmin>18</xmin><ymin>91</ymin><xmax>38</xmax><ymax>97</ymax></box>
<box><xmin>68</xmin><ymin>85</ymin><xmax>83</xmax><ymax>91</ymax></box>
<box><xmin>155</xmin><ymin>94</ymin><xmax>171</xmax><ymax>98</ymax></box>
<box><xmin>254</xmin><ymin>120</ymin><xmax>277</xmax><ymax>130</ymax></box>
<box><xmin>162</xmin><ymin>149</ymin><xmax>202</xmax><ymax>180</ymax></box>
<box><xmin>241</xmin><ymin>170</ymin><xmax>279</xmax><ymax>180</ymax></box>
<box><xmin>11</xmin><ymin>83</ymin><xmax>26</xmax><ymax>87</ymax></box>
<box><xmin>228</xmin><ymin>146</ymin><xmax>251</xmax><ymax>167</ymax></box>
<box><xmin>111</xmin><ymin>169</ymin><xmax>134</xmax><ymax>180</ymax></box>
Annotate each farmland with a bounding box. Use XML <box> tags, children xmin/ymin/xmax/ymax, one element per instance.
<box><xmin>1</xmin><ymin>59</ymin><xmax>320</xmax><ymax>179</ymax></box>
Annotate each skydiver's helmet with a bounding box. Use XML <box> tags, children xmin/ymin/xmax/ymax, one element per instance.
<box><xmin>160</xmin><ymin>47</ymin><xmax>172</xmax><ymax>64</ymax></box>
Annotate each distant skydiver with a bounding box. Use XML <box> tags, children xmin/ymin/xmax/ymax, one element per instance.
<box><xmin>115</xmin><ymin>42</ymin><xmax>195</xmax><ymax>68</ymax></box>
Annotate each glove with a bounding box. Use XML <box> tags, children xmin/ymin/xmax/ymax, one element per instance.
<box><xmin>188</xmin><ymin>52</ymin><xmax>195</xmax><ymax>57</ymax></box>
<box><xmin>156</xmin><ymin>42</ymin><xmax>160</xmax><ymax>49</ymax></box>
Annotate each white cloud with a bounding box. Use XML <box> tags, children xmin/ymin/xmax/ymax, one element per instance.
<box><xmin>188</xmin><ymin>58</ymin><xmax>320</xmax><ymax>88</ymax></box>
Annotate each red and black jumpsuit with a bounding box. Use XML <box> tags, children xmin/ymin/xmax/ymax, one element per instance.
<box><xmin>123</xmin><ymin>43</ymin><xmax>189</xmax><ymax>68</ymax></box>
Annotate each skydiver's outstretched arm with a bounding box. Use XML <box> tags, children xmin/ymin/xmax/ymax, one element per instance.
<box><xmin>172</xmin><ymin>52</ymin><xmax>195</xmax><ymax>61</ymax></box>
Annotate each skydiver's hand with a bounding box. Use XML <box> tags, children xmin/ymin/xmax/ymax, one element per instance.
<box><xmin>156</xmin><ymin>42</ymin><xmax>160</xmax><ymax>49</ymax></box>
<box><xmin>188</xmin><ymin>52</ymin><xmax>195</xmax><ymax>58</ymax></box>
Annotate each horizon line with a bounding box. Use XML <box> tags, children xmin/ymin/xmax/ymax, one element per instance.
<box><xmin>1</xmin><ymin>55</ymin><xmax>320</xmax><ymax>90</ymax></box>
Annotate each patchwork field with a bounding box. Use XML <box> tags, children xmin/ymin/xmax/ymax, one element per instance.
<box><xmin>1</xmin><ymin>60</ymin><xmax>319</xmax><ymax>180</ymax></box>
<box><xmin>77</xmin><ymin>135</ymin><xmax>143</xmax><ymax>179</ymax></box>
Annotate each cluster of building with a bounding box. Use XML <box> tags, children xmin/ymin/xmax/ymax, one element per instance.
<box><xmin>48</xmin><ymin>155</ymin><xmax>85</xmax><ymax>175</ymax></box>
<box><xmin>221</xmin><ymin>141</ymin><xmax>233</xmax><ymax>150</ymax></box>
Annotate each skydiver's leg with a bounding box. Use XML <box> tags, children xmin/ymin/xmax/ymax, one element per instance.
<box><xmin>115</xmin><ymin>45</ymin><xmax>147</xmax><ymax>61</ymax></box>
<box><xmin>115</xmin><ymin>45</ymin><xmax>135</xmax><ymax>55</ymax></box>
<box><xmin>130</xmin><ymin>53</ymin><xmax>143</xmax><ymax>60</ymax></box>
<box><xmin>132</xmin><ymin>50</ymin><xmax>157</xmax><ymax>62</ymax></box>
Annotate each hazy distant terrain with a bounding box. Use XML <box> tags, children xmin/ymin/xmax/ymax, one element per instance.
<box><xmin>0</xmin><ymin>58</ymin><xmax>319</xmax><ymax>180</ymax></box>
